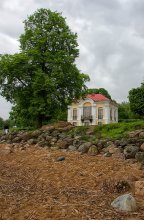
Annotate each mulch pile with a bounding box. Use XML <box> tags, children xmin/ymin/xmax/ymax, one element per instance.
<box><xmin>0</xmin><ymin>145</ymin><xmax>144</xmax><ymax>220</ymax></box>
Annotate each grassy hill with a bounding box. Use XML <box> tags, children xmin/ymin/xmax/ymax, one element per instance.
<box><xmin>69</xmin><ymin>120</ymin><xmax>144</xmax><ymax>140</ymax></box>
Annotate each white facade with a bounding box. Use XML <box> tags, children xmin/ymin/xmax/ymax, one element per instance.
<box><xmin>67</xmin><ymin>97</ymin><xmax>118</xmax><ymax>126</ymax></box>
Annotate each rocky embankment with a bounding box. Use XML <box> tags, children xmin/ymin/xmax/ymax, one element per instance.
<box><xmin>0</xmin><ymin>122</ymin><xmax>144</xmax><ymax>168</ymax></box>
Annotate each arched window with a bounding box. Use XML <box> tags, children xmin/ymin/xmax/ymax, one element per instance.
<box><xmin>83</xmin><ymin>102</ymin><xmax>92</xmax><ymax>117</ymax></box>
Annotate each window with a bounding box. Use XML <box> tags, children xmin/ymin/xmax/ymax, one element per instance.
<box><xmin>73</xmin><ymin>108</ymin><xmax>77</xmax><ymax>120</ymax></box>
<box><xmin>98</xmin><ymin>108</ymin><xmax>103</xmax><ymax>119</ymax></box>
<box><xmin>83</xmin><ymin>107</ymin><xmax>92</xmax><ymax>117</ymax></box>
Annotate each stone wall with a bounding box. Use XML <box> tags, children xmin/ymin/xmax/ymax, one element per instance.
<box><xmin>0</xmin><ymin>125</ymin><xmax>144</xmax><ymax>167</ymax></box>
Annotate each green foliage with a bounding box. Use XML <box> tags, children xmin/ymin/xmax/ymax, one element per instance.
<box><xmin>0</xmin><ymin>9</ymin><xmax>89</xmax><ymax>128</ymax></box>
<box><xmin>83</xmin><ymin>88</ymin><xmax>111</xmax><ymax>99</ymax></box>
<box><xmin>70</xmin><ymin>121</ymin><xmax>144</xmax><ymax>140</ymax></box>
<box><xmin>94</xmin><ymin>121</ymin><xmax>144</xmax><ymax>139</ymax></box>
<box><xmin>68</xmin><ymin>126</ymin><xmax>89</xmax><ymax>137</ymax></box>
<box><xmin>118</xmin><ymin>102</ymin><xmax>137</xmax><ymax>120</ymax></box>
<box><xmin>0</xmin><ymin>117</ymin><xmax>4</xmax><ymax>129</ymax></box>
<box><xmin>129</xmin><ymin>83</ymin><xmax>144</xmax><ymax>117</ymax></box>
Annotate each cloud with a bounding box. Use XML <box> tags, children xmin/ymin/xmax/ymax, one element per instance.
<box><xmin>0</xmin><ymin>0</ymin><xmax>144</xmax><ymax>118</ymax></box>
<box><xmin>0</xmin><ymin>97</ymin><xmax>11</xmax><ymax>119</ymax></box>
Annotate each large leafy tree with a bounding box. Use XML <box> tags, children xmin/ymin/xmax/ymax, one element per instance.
<box><xmin>129</xmin><ymin>83</ymin><xmax>144</xmax><ymax>117</ymax></box>
<box><xmin>0</xmin><ymin>9</ymin><xmax>89</xmax><ymax>127</ymax></box>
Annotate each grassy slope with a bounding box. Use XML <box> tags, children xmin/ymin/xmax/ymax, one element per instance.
<box><xmin>69</xmin><ymin>120</ymin><xmax>144</xmax><ymax>140</ymax></box>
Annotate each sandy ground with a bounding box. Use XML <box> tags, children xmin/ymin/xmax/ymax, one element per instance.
<box><xmin>0</xmin><ymin>145</ymin><xmax>144</xmax><ymax>220</ymax></box>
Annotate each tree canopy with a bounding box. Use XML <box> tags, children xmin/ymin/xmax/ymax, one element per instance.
<box><xmin>129</xmin><ymin>83</ymin><xmax>144</xmax><ymax>118</ymax></box>
<box><xmin>83</xmin><ymin>88</ymin><xmax>111</xmax><ymax>99</ymax></box>
<box><xmin>118</xmin><ymin>102</ymin><xmax>137</xmax><ymax>120</ymax></box>
<box><xmin>0</xmin><ymin>9</ymin><xmax>89</xmax><ymax>127</ymax></box>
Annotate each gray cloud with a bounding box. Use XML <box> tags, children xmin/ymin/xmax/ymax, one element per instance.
<box><xmin>0</xmin><ymin>0</ymin><xmax>144</xmax><ymax>118</ymax></box>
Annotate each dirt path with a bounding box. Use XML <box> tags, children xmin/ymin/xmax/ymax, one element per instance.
<box><xmin>0</xmin><ymin>145</ymin><xmax>144</xmax><ymax>220</ymax></box>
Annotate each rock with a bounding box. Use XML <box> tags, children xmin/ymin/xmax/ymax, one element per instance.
<box><xmin>20</xmin><ymin>132</ymin><xmax>32</xmax><ymax>141</ymax></box>
<box><xmin>124</xmin><ymin>145</ymin><xmax>139</xmax><ymax>159</ymax></box>
<box><xmin>97</xmin><ymin>140</ymin><xmax>106</xmax><ymax>150</ymax></box>
<box><xmin>56</xmin><ymin>156</ymin><xmax>65</xmax><ymax>161</ymax></box>
<box><xmin>68</xmin><ymin>145</ymin><xmax>77</xmax><ymax>151</ymax></box>
<box><xmin>56</xmin><ymin>140</ymin><xmax>69</xmax><ymax>149</ymax></box>
<box><xmin>139</xmin><ymin>131</ymin><xmax>144</xmax><ymax>138</ymax></box>
<box><xmin>128</xmin><ymin>130</ymin><xmax>143</xmax><ymax>138</ymax></box>
<box><xmin>37</xmin><ymin>141</ymin><xmax>48</xmax><ymax>147</ymax></box>
<box><xmin>73</xmin><ymin>139</ymin><xmax>81</xmax><ymax>147</ymax></box>
<box><xmin>119</xmin><ymin>140</ymin><xmax>128</xmax><ymax>147</ymax></box>
<box><xmin>135</xmin><ymin>152</ymin><xmax>144</xmax><ymax>163</ymax></box>
<box><xmin>114</xmin><ymin>140</ymin><xmax>121</xmax><ymax>146</ymax></box>
<box><xmin>12</xmin><ymin>136</ymin><xmax>22</xmax><ymax>143</ymax></box>
<box><xmin>27</xmin><ymin>139</ymin><xmax>37</xmax><ymax>145</ymax></box>
<box><xmin>105</xmin><ymin>141</ymin><xmax>113</xmax><ymax>147</ymax></box>
<box><xmin>107</xmin><ymin>144</ymin><xmax>121</xmax><ymax>154</ymax></box>
<box><xmin>51</xmin><ymin>138</ymin><xmax>58</xmax><ymax>143</ymax></box>
<box><xmin>31</xmin><ymin>130</ymin><xmax>42</xmax><ymax>138</ymax></box>
<box><xmin>78</xmin><ymin>142</ymin><xmax>92</xmax><ymax>153</ymax></box>
<box><xmin>140</xmin><ymin>143</ymin><xmax>144</xmax><ymax>152</ymax></box>
<box><xmin>51</xmin><ymin>130</ymin><xmax>60</xmax><ymax>137</ymax></box>
<box><xmin>51</xmin><ymin>146</ymin><xmax>59</xmax><ymax>151</ymax></box>
<box><xmin>135</xmin><ymin>181</ymin><xmax>144</xmax><ymax>196</ymax></box>
<box><xmin>103</xmin><ymin>152</ymin><xmax>112</xmax><ymax>157</ymax></box>
<box><xmin>45</xmin><ymin>136</ymin><xmax>52</xmax><ymax>142</ymax></box>
<box><xmin>64</xmin><ymin>138</ymin><xmax>73</xmax><ymax>146</ymax></box>
<box><xmin>111</xmin><ymin>194</ymin><xmax>137</xmax><ymax>212</ymax></box>
<box><xmin>58</xmin><ymin>133</ymin><xmax>67</xmax><ymax>139</ymax></box>
<box><xmin>88</xmin><ymin>145</ymin><xmax>98</xmax><ymax>156</ymax></box>
<box><xmin>40</xmin><ymin>125</ymin><xmax>55</xmax><ymax>132</ymax></box>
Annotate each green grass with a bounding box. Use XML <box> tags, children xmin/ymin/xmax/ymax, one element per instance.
<box><xmin>69</xmin><ymin>121</ymin><xmax>144</xmax><ymax>140</ymax></box>
<box><xmin>68</xmin><ymin>126</ymin><xmax>89</xmax><ymax>137</ymax></box>
<box><xmin>94</xmin><ymin>121</ymin><xmax>144</xmax><ymax>139</ymax></box>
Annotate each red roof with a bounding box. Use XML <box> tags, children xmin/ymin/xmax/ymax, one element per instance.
<box><xmin>87</xmin><ymin>94</ymin><xmax>109</xmax><ymax>101</ymax></box>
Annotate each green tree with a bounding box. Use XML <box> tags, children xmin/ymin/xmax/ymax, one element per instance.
<box><xmin>129</xmin><ymin>83</ymin><xmax>144</xmax><ymax>117</ymax></box>
<box><xmin>0</xmin><ymin>9</ymin><xmax>89</xmax><ymax>127</ymax></box>
<box><xmin>0</xmin><ymin>117</ymin><xmax>4</xmax><ymax>129</ymax></box>
<box><xmin>118</xmin><ymin>102</ymin><xmax>136</xmax><ymax>120</ymax></box>
<box><xmin>83</xmin><ymin>88</ymin><xmax>111</xmax><ymax>99</ymax></box>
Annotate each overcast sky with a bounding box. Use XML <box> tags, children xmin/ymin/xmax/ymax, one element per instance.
<box><xmin>0</xmin><ymin>0</ymin><xmax>144</xmax><ymax>119</ymax></box>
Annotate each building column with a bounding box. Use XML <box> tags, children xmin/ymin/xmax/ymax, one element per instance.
<box><xmin>92</xmin><ymin>103</ymin><xmax>96</xmax><ymax>125</ymax></box>
<box><xmin>77</xmin><ymin>106</ymin><xmax>82</xmax><ymax>126</ymax></box>
<box><xmin>104</xmin><ymin>104</ymin><xmax>110</xmax><ymax>124</ymax></box>
<box><xmin>78</xmin><ymin>105</ymin><xmax>83</xmax><ymax>126</ymax></box>
<box><xmin>116</xmin><ymin>108</ymin><xmax>118</xmax><ymax>123</ymax></box>
<box><xmin>67</xmin><ymin>106</ymin><xmax>72</xmax><ymax>122</ymax></box>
